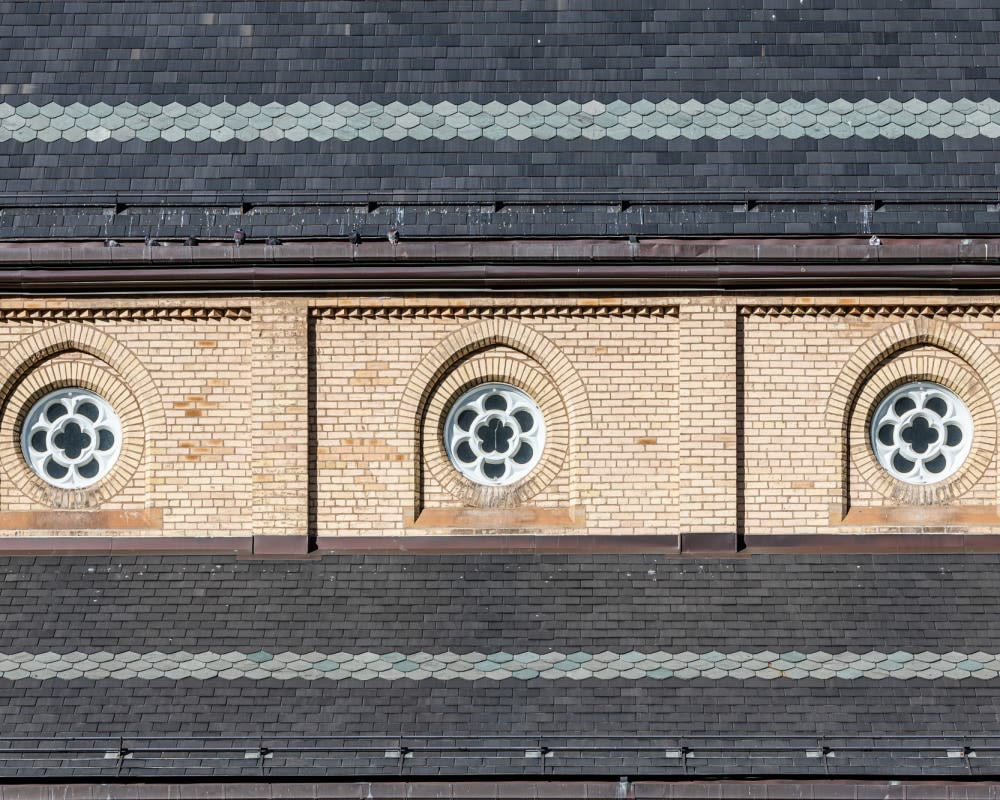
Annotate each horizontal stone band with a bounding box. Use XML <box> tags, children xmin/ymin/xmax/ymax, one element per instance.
<box><xmin>0</xmin><ymin>98</ymin><xmax>998</xmax><ymax>143</ymax></box>
<box><xmin>0</xmin><ymin>649</ymin><xmax>998</xmax><ymax>681</ymax></box>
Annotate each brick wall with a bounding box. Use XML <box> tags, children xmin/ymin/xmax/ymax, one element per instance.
<box><xmin>0</xmin><ymin>294</ymin><xmax>996</xmax><ymax>541</ymax></box>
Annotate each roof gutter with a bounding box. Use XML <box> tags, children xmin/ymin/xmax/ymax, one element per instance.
<box><xmin>0</xmin><ymin>237</ymin><xmax>997</xmax><ymax>293</ymax></box>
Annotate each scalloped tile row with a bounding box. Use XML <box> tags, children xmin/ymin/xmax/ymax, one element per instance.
<box><xmin>0</xmin><ymin>98</ymin><xmax>999</xmax><ymax>143</ymax></box>
<box><xmin>1</xmin><ymin>650</ymin><xmax>1000</xmax><ymax>680</ymax></box>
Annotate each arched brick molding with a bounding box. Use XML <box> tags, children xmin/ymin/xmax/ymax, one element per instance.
<box><xmin>826</xmin><ymin>317</ymin><xmax>1000</xmax><ymax>514</ymax></box>
<box><xmin>0</xmin><ymin>323</ymin><xmax>164</xmax><ymax>508</ymax></box>
<box><xmin>399</xmin><ymin>319</ymin><xmax>590</xmax><ymax>521</ymax></box>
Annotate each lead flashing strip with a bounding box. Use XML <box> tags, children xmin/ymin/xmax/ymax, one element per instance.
<box><xmin>1</xmin><ymin>98</ymin><xmax>999</xmax><ymax>143</ymax></box>
<box><xmin>3</xmin><ymin>650</ymin><xmax>999</xmax><ymax>681</ymax></box>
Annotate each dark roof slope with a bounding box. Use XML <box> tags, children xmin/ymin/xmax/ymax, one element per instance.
<box><xmin>0</xmin><ymin>553</ymin><xmax>998</xmax><ymax>779</ymax></box>
<box><xmin>1</xmin><ymin>1</ymin><xmax>999</xmax><ymax>238</ymax></box>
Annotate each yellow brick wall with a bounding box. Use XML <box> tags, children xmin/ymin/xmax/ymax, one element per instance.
<box><xmin>0</xmin><ymin>294</ymin><xmax>996</xmax><ymax>539</ymax></box>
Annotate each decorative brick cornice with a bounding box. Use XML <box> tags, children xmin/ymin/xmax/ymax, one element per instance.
<box><xmin>0</xmin><ymin>307</ymin><xmax>251</xmax><ymax>321</ymax></box>
<box><xmin>312</xmin><ymin>304</ymin><xmax>677</xmax><ymax>320</ymax></box>
<box><xmin>742</xmin><ymin>304</ymin><xmax>1000</xmax><ymax>318</ymax></box>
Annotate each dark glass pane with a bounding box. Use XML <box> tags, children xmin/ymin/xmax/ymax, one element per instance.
<box><xmin>78</xmin><ymin>402</ymin><xmax>99</xmax><ymax>422</ymax></box>
<box><xmin>456</xmin><ymin>410</ymin><xmax>477</xmax><ymax>431</ymax></box>
<box><xmin>946</xmin><ymin>425</ymin><xmax>963</xmax><ymax>447</ymax></box>
<box><xmin>483</xmin><ymin>394</ymin><xmax>507</xmax><ymax>412</ymax></box>
<box><xmin>877</xmin><ymin>424</ymin><xmax>895</xmax><ymax>446</ymax></box>
<box><xmin>926</xmin><ymin>396</ymin><xmax>948</xmax><ymax>417</ymax></box>
<box><xmin>98</xmin><ymin>429</ymin><xmax>116</xmax><ymax>451</ymax></box>
<box><xmin>482</xmin><ymin>461</ymin><xmax>505</xmax><ymax>480</ymax></box>
<box><xmin>53</xmin><ymin>422</ymin><xmax>91</xmax><ymax>459</ymax></box>
<box><xmin>893</xmin><ymin>397</ymin><xmax>916</xmax><ymax>415</ymax></box>
<box><xmin>477</xmin><ymin>419</ymin><xmax>512</xmax><ymax>454</ymax></box>
<box><xmin>513</xmin><ymin>443</ymin><xmax>533</xmax><ymax>464</ymax></box>
<box><xmin>926</xmin><ymin>455</ymin><xmax>947</xmax><ymax>474</ymax></box>
<box><xmin>456</xmin><ymin>441</ymin><xmax>476</xmax><ymax>463</ymax></box>
<box><xmin>513</xmin><ymin>410</ymin><xmax>534</xmax><ymax>432</ymax></box>
<box><xmin>78</xmin><ymin>459</ymin><xmax>99</xmax><ymax>479</ymax></box>
<box><xmin>45</xmin><ymin>403</ymin><xmax>67</xmax><ymax>422</ymax></box>
<box><xmin>892</xmin><ymin>453</ymin><xmax>915</xmax><ymax>474</ymax></box>
<box><xmin>900</xmin><ymin>415</ymin><xmax>937</xmax><ymax>454</ymax></box>
<box><xmin>30</xmin><ymin>431</ymin><xmax>47</xmax><ymax>452</ymax></box>
<box><xmin>45</xmin><ymin>461</ymin><xmax>68</xmax><ymax>479</ymax></box>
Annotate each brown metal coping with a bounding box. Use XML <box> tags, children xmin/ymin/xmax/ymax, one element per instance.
<box><xmin>3</xmin><ymin>531</ymin><xmax>1000</xmax><ymax>557</ymax></box>
<box><xmin>0</xmin><ymin>237</ymin><xmax>998</xmax><ymax>292</ymax></box>
<box><xmin>0</xmin><ymin>780</ymin><xmax>994</xmax><ymax>800</ymax></box>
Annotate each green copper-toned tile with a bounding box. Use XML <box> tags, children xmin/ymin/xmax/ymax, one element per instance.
<box><xmin>702</xmin><ymin>98</ymin><xmax>727</xmax><ymax>114</ymax></box>
<box><xmin>394</xmin><ymin>660</ymin><xmax>419</xmax><ymax>673</ymax></box>
<box><xmin>705</xmin><ymin>124</ymin><xmax>730</xmax><ymax>139</ymax></box>
<box><xmin>556</xmin><ymin>99</ymin><xmax>580</xmax><ymax>115</ymax></box>
<box><xmin>916</xmin><ymin>111</ymin><xmax>941</xmax><ymax>126</ymax></box>
<box><xmin>782</xmin><ymin>123</ymin><xmax>805</xmax><ymax>139</ymax></box>
<box><xmin>954</xmin><ymin>122</ymin><xmax>979</xmax><ymax>138</ymax></box>
<box><xmin>605</xmin><ymin>99</ymin><xmax>629</xmax><ymax>115</ymax></box>
<box><xmin>520</xmin><ymin>111</ymin><xmax>545</xmax><ymax>129</ymax></box>
<box><xmin>422</xmin><ymin>112</ymin><xmax>445</xmax><ymax>129</ymax></box>
<box><xmin>692</xmin><ymin>111</ymin><xmax>717</xmax><ymax>127</ymax></box>
<box><xmin>742</xmin><ymin>110</ymin><xmax>766</xmax><ymax>128</ymax></box>
<box><xmin>357</xmin><ymin>124</ymin><xmax>381</xmax><ymax>141</ymax></box>
<box><xmin>235</xmin><ymin>127</ymin><xmax>258</xmax><ymax>141</ymax></box>
<box><xmin>927</xmin><ymin>97</ymin><xmax>952</xmax><ymax>114</ymax></box>
<box><xmin>730</xmin><ymin>123</ymin><xmax>756</xmax><ymax>139</ymax></box>
<box><xmin>495</xmin><ymin>111</ymin><xmax>519</xmax><ymax>129</ymax></box>
<box><xmin>716</xmin><ymin>110</ymin><xmax>742</xmax><ymax>128</ymax></box>
<box><xmin>211</xmin><ymin>101</ymin><xmax>235</xmax><ymax>117</ymax></box>
<box><xmin>768</xmin><ymin>111</ymin><xmax>792</xmax><ymax>128</ymax></box>
<box><xmin>680</xmin><ymin>99</ymin><xmax>704</xmax><ymax>114</ymax></box>
<box><xmin>75</xmin><ymin>112</ymin><xmax>98</xmax><ymax>128</ymax></box>
<box><xmin>939</xmin><ymin>109</ymin><xmax>965</xmax><ymax>126</ymax></box>
<box><xmin>259</xmin><ymin>101</ymin><xmax>282</xmax><ymax>117</ymax></box>
<box><xmin>966</xmin><ymin>110</ymin><xmax>990</xmax><ymax>127</ymax></box>
<box><xmin>335</xmin><ymin>101</ymin><xmax>360</xmax><ymax>117</ymax></box>
<box><xmin>534</xmin><ymin>123</ymin><xmax>557</xmax><ymax>140</ymax></box>
<box><xmin>828</xmin><ymin>122</ymin><xmax>854</xmax><ymax>138</ymax></box>
<box><xmin>630</xmin><ymin>99</ymin><xmax>655</xmax><ymax>115</ymax></box>
<box><xmin>855</xmin><ymin>122</ymin><xmax>879</xmax><ymax>139</ymax></box>
<box><xmin>756</xmin><ymin>98</ymin><xmax>780</xmax><ymax>114</ymax></box>
<box><xmin>470</xmin><ymin>111</ymin><xmax>494</xmax><ymax>127</ymax></box>
<box><xmin>457</xmin><ymin>124</ymin><xmax>481</xmax><ymax>139</ymax></box>
<box><xmin>828</xmin><ymin>98</ymin><xmax>853</xmax><ymax>114</ymax></box>
<box><xmin>481</xmin><ymin>99</ymin><xmax>505</xmax><ymax>116</ymax></box>
<box><xmin>778</xmin><ymin>99</ymin><xmax>804</xmax><ymax>115</ymax></box>
<box><xmin>878</xmin><ymin>97</ymin><xmax>903</xmax><ymax>114</ymax></box>
<box><xmin>656</xmin><ymin>99</ymin><xmax>680</xmax><ymax>114</ymax></box>
<box><xmin>258</xmin><ymin>126</ymin><xmax>283</xmax><ymax>142</ymax></box>
<box><xmin>618</xmin><ymin>110</ymin><xmax>642</xmax><ymax>128</ymax></box>
<box><xmin>632</xmin><ymin>123</ymin><xmax>655</xmax><ymax>139</ymax></box>
<box><xmin>103</xmin><ymin>114</ymin><xmax>125</xmax><ymax>131</ymax></box>
<box><xmin>236</xmin><ymin>101</ymin><xmax>260</xmax><ymax>117</ymax></box>
<box><xmin>285</xmin><ymin>126</ymin><xmax>308</xmax><ymax>141</ymax></box>
<box><xmin>581</xmin><ymin>125</ymin><xmax>605</xmax><ymax>140</ymax></box>
<box><xmin>161</xmin><ymin>126</ymin><xmax>185</xmax><ymax>142</ymax></box>
<box><xmin>358</xmin><ymin>101</ymin><xmax>381</xmax><ymax>117</ymax></box>
<box><xmin>481</xmin><ymin>124</ymin><xmax>505</xmax><ymax>140</ymax></box>
<box><xmin>410</xmin><ymin>124</ymin><xmax>432</xmax><ymax>140</ymax></box>
<box><xmin>432</xmin><ymin>100</ymin><xmax>458</xmax><ymax>116</ymax></box>
<box><xmin>727</xmin><ymin>98</ymin><xmax>753</xmax><ymax>115</ymax></box>
<box><xmin>582</xmin><ymin>99</ymin><xmax>606</xmax><ymax>115</ymax></box>
<box><xmin>930</xmin><ymin>122</ymin><xmax>954</xmax><ymax>137</ymax></box>
<box><xmin>188</xmin><ymin>101</ymin><xmax>210</xmax><ymax>117</ymax></box>
<box><xmin>755</xmin><ymin>123</ymin><xmax>779</xmax><ymax>139</ymax></box>
<box><xmin>878</xmin><ymin>122</ymin><xmax>903</xmax><ymax>139</ymax></box>
<box><xmin>175</xmin><ymin>113</ymin><xmax>198</xmax><ymax>130</ymax></box>
<box><xmin>593</xmin><ymin>111</ymin><xmax>618</xmax><ymax>128</ymax></box>
<box><xmin>298</xmin><ymin>112</ymin><xmax>321</xmax><ymax>130</ymax></box>
<box><xmin>136</xmin><ymin>126</ymin><xmax>160</xmax><ymax>142</ymax></box>
<box><xmin>40</xmin><ymin>101</ymin><xmax>64</xmax><ymax>118</ymax></box>
<box><xmin>162</xmin><ymin>101</ymin><xmax>185</xmax><ymax>118</ymax></box>
<box><xmin>247</xmin><ymin>651</ymin><xmax>273</xmax><ymax>663</ymax></box>
<box><xmin>803</xmin><ymin>98</ymin><xmax>828</xmax><ymax>114</ymax></box>
<box><xmin>274</xmin><ymin>113</ymin><xmax>298</xmax><ymax>130</ymax></box>
<box><xmin>432</xmin><ymin>125</ymin><xmax>458</xmax><ymax>140</ymax></box>
<box><xmin>65</xmin><ymin>101</ymin><xmax>89</xmax><ymax>118</ymax></box>
<box><xmin>606</xmin><ymin>124</ymin><xmax>631</xmax><ymax>140</ymax></box>
<box><xmin>25</xmin><ymin>115</ymin><xmax>48</xmax><ymax>130</ymax></box>
<box><xmin>906</xmin><ymin>122</ymin><xmax>929</xmax><ymax>139</ymax></box>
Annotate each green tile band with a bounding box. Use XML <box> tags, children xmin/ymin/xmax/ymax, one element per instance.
<box><xmin>0</xmin><ymin>649</ymin><xmax>998</xmax><ymax>681</ymax></box>
<box><xmin>0</xmin><ymin>98</ymin><xmax>998</xmax><ymax>143</ymax></box>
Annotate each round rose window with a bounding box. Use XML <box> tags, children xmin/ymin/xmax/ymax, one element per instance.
<box><xmin>21</xmin><ymin>388</ymin><xmax>123</xmax><ymax>488</ymax></box>
<box><xmin>870</xmin><ymin>382</ymin><xmax>972</xmax><ymax>485</ymax></box>
<box><xmin>444</xmin><ymin>384</ymin><xmax>545</xmax><ymax>486</ymax></box>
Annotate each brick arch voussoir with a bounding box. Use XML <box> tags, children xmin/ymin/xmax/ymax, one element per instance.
<box><xmin>826</xmin><ymin>318</ymin><xmax>1000</xmax><ymax>430</ymax></box>
<box><xmin>0</xmin><ymin>323</ymin><xmax>164</xmax><ymax>433</ymax></box>
<box><xmin>400</xmin><ymin>319</ymin><xmax>591</xmax><ymax>438</ymax></box>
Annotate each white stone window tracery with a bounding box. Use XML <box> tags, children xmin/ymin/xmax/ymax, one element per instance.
<box><xmin>870</xmin><ymin>382</ymin><xmax>973</xmax><ymax>485</ymax></box>
<box><xmin>21</xmin><ymin>388</ymin><xmax>123</xmax><ymax>488</ymax></box>
<box><xmin>444</xmin><ymin>384</ymin><xmax>546</xmax><ymax>486</ymax></box>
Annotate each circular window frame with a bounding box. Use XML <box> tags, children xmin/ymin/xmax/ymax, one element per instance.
<box><xmin>870</xmin><ymin>382</ymin><xmax>973</xmax><ymax>485</ymax></box>
<box><xmin>0</xmin><ymin>361</ymin><xmax>145</xmax><ymax>508</ymax></box>
<box><xmin>21</xmin><ymin>388</ymin><xmax>124</xmax><ymax>489</ymax></box>
<box><xmin>444</xmin><ymin>383</ymin><xmax>547</xmax><ymax>487</ymax></box>
<box><xmin>850</xmin><ymin>350</ymin><xmax>996</xmax><ymax>504</ymax></box>
<box><xmin>423</xmin><ymin>354</ymin><xmax>568</xmax><ymax>507</ymax></box>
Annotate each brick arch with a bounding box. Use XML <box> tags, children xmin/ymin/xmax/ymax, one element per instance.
<box><xmin>825</xmin><ymin>317</ymin><xmax>1000</xmax><ymax>512</ymax></box>
<box><xmin>0</xmin><ymin>323</ymin><xmax>164</xmax><ymax>506</ymax></box>
<box><xmin>399</xmin><ymin>319</ymin><xmax>590</xmax><ymax>519</ymax></box>
<box><xmin>826</xmin><ymin>317</ymin><xmax>1000</xmax><ymax>430</ymax></box>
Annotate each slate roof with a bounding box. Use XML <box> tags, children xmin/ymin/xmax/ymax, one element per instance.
<box><xmin>0</xmin><ymin>552</ymin><xmax>999</xmax><ymax>779</ymax></box>
<box><xmin>1</xmin><ymin>1</ymin><xmax>999</xmax><ymax>238</ymax></box>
